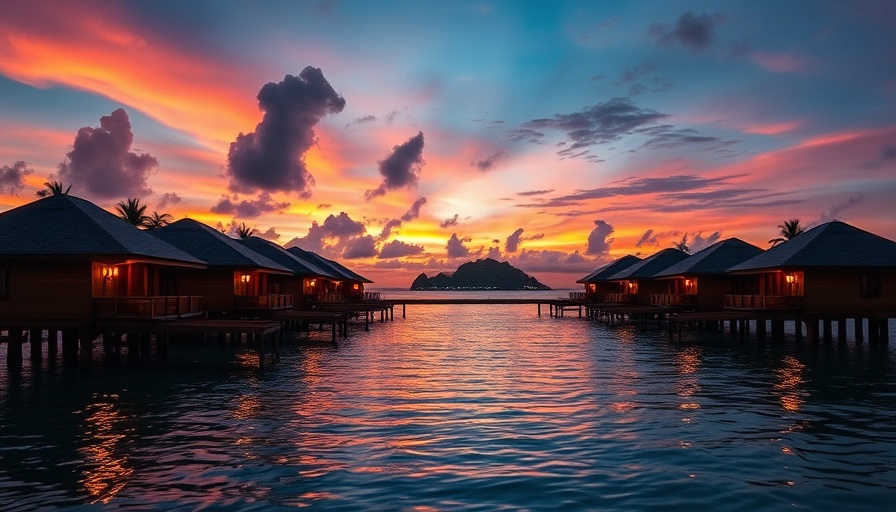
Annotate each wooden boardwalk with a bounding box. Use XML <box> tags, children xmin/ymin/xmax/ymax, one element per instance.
<box><xmin>381</xmin><ymin>298</ymin><xmax>581</xmax><ymax>318</ymax></box>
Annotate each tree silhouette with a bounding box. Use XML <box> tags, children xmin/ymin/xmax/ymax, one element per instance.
<box><xmin>235</xmin><ymin>222</ymin><xmax>257</xmax><ymax>238</ymax></box>
<box><xmin>674</xmin><ymin>234</ymin><xmax>690</xmax><ymax>254</ymax></box>
<box><xmin>144</xmin><ymin>211</ymin><xmax>173</xmax><ymax>229</ymax></box>
<box><xmin>36</xmin><ymin>180</ymin><xmax>71</xmax><ymax>197</ymax></box>
<box><xmin>115</xmin><ymin>198</ymin><xmax>151</xmax><ymax>228</ymax></box>
<box><xmin>768</xmin><ymin>219</ymin><xmax>805</xmax><ymax>247</ymax></box>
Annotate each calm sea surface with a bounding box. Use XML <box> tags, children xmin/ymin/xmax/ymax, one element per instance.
<box><xmin>1</xmin><ymin>290</ymin><xmax>895</xmax><ymax>510</ymax></box>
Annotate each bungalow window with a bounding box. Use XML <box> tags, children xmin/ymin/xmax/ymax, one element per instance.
<box><xmin>861</xmin><ymin>273</ymin><xmax>882</xmax><ymax>298</ymax></box>
<box><xmin>0</xmin><ymin>266</ymin><xmax>7</xmax><ymax>300</ymax></box>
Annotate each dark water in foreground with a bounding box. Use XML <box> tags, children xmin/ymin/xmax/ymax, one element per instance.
<box><xmin>1</xmin><ymin>291</ymin><xmax>895</xmax><ymax>510</ymax></box>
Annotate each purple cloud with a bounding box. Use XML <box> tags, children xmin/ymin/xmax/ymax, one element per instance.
<box><xmin>0</xmin><ymin>161</ymin><xmax>33</xmax><ymax>195</ymax></box>
<box><xmin>365</xmin><ymin>132</ymin><xmax>426</xmax><ymax>200</ymax></box>
<box><xmin>343</xmin><ymin>235</ymin><xmax>377</xmax><ymax>259</ymax></box>
<box><xmin>471</xmin><ymin>149</ymin><xmax>506</xmax><ymax>172</ymax></box>
<box><xmin>446</xmin><ymin>233</ymin><xmax>471</xmax><ymax>258</ymax></box>
<box><xmin>651</xmin><ymin>12</ymin><xmax>726</xmax><ymax>51</ymax></box>
<box><xmin>210</xmin><ymin>192</ymin><xmax>289</xmax><ymax>218</ymax></box>
<box><xmin>505</xmin><ymin>228</ymin><xmax>524</xmax><ymax>253</ymax></box>
<box><xmin>440</xmin><ymin>214</ymin><xmax>460</xmax><ymax>228</ymax></box>
<box><xmin>379</xmin><ymin>239</ymin><xmax>425</xmax><ymax>259</ymax></box>
<box><xmin>225</xmin><ymin>67</ymin><xmax>346</xmax><ymax>198</ymax></box>
<box><xmin>586</xmin><ymin>220</ymin><xmax>614</xmax><ymax>255</ymax></box>
<box><xmin>157</xmin><ymin>192</ymin><xmax>182</xmax><ymax>210</ymax></box>
<box><xmin>401</xmin><ymin>196</ymin><xmax>427</xmax><ymax>221</ymax></box>
<box><xmin>57</xmin><ymin>108</ymin><xmax>156</xmax><ymax>199</ymax></box>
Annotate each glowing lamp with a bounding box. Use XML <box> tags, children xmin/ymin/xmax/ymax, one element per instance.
<box><xmin>785</xmin><ymin>274</ymin><xmax>795</xmax><ymax>284</ymax></box>
<box><xmin>240</xmin><ymin>274</ymin><xmax>251</xmax><ymax>284</ymax></box>
<box><xmin>353</xmin><ymin>283</ymin><xmax>359</xmax><ymax>290</ymax></box>
<box><xmin>628</xmin><ymin>282</ymin><xmax>634</xmax><ymax>289</ymax></box>
<box><xmin>685</xmin><ymin>279</ymin><xmax>691</xmax><ymax>286</ymax></box>
<box><xmin>310</xmin><ymin>279</ymin><xmax>316</xmax><ymax>287</ymax></box>
<box><xmin>102</xmin><ymin>266</ymin><xmax>119</xmax><ymax>279</ymax></box>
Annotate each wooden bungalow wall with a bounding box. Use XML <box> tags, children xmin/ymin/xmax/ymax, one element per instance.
<box><xmin>803</xmin><ymin>270</ymin><xmax>896</xmax><ymax>315</ymax></box>
<box><xmin>0</xmin><ymin>260</ymin><xmax>93</xmax><ymax>324</ymax></box>
<box><xmin>174</xmin><ymin>269</ymin><xmax>238</xmax><ymax>314</ymax></box>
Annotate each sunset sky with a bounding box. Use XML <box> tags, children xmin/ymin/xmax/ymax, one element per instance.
<box><xmin>1</xmin><ymin>0</ymin><xmax>894</xmax><ymax>288</ymax></box>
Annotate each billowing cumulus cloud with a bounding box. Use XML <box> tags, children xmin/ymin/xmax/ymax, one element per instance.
<box><xmin>378</xmin><ymin>218</ymin><xmax>403</xmax><ymax>240</ymax></box>
<box><xmin>440</xmin><ymin>214</ymin><xmax>459</xmax><ymax>228</ymax></box>
<box><xmin>157</xmin><ymin>192</ymin><xmax>182</xmax><ymax>210</ymax></box>
<box><xmin>690</xmin><ymin>231</ymin><xmax>722</xmax><ymax>253</ymax></box>
<box><xmin>651</xmin><ymin>12</ymin><xmax>726</xmax><ymax>51</ymax></box>
<box><xmin>446</xmin><ymin>233</ymin><xmax>471</xmax><ymax>258</ymax></box>
<box><xmin>286</xmin><ymin>211</ymin><xmax>369</xmax><ymax>258</ymax></box>
<box><xmin>225</xmin><ymin>67</ymin><xmax>346</xmax><ymax>198</ymax></box>
<box><xmin>365</xmin><ymin>132</ymin><xmax>425</xmax><ymax>200</ymax></box>
<box><xmin>586</xmin><ymin>220</ymin><xmax>614</xmax><ymax>256</ymax></box>
<box><xmin>343</xmin><ymin>235</ymin><xmax>377</xmax><ymax>259</ymax></box>
<box><xmin>379</xmin><ymin>239</ymin><xmax>425</xmax><ymax>259</ymax></box>
<box><xmin>471</xmin><ymin>149</ymin><xmax>506</xmax><ymax>172</ymax></box>
<box><xmin>256</xmin><ymin>226</ymin><xmax>281</xmax><ymax>242</ymax></box>
<box><xmin>401</xmin><ymin>196</ymin><xmax>427</xmax><ymax>222</ymax></box>
<box><xmin>505</xmin><ymin>228</ymin><xmax>525</xmax><ymax>253</ymax></box>
<box><xmin>487</xmin><ymin>246</ymin><xmax>502</xmax><ymax>259</ymax></box>
<box><xmin>0</xmin><ymin>161</ymin><xmax>33</xmax><ymax>195</ymax></box>
<box><xmin>210</xmin><ymin>192</ymin><xmax>289</xmax><ymax>218</ymax></box>
<box><xmin>57</xmin><ymin>108</ymin><xmax>156</xmax><ymax>199</ymax></box>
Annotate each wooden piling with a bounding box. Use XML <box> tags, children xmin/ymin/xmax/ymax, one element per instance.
<box><xmin>29</xmin><ymin>328</ymin><xmax>42</xmax><ymax>362</ymax></box>
<box><xmin>837</xmin><ymin>318</ymin><xmax>848</xmax><ymax>344</ymax></box>
<box><xmin>854</xmin><ymin>317</ymin><xmax>864</xmax><ymax>342</ymax></box>
<box><xmin>7</xmin><ymin>329</ymin><xmax>23</xmax><ymax>370</ymax></box>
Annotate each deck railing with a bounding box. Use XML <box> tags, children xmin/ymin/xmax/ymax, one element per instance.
<box><xmin>724</xmin><ymin>294</ymin><xmax>804</xmax><ymax>310</ymax></box>
<box><xmin>94</xmin><ymin>296</ymin><xmax>204</xmax><ymax>320</ymax></box>
<box><xmin>569</xmin><ymin>291</ymin><xmax>587</xmax><ymax>300</ymax></box>
<box><xmin>650</xmin><ymin>294</ymin><xmax>698</xmax><ymax>307</ymax></box>
<box><xmin>235</xmin><ymin>293</ymin><xmax>294</xmax><ymax>310</ymax></box>
<box><xmin>363</xmin><ymin>291</ymin><xmax>381</xmax><ymax>301</ymax></box>
<box><xmin>606</xmin><ymin>292</ymin><xmax>638</xmax><ymax>303</ymax></box>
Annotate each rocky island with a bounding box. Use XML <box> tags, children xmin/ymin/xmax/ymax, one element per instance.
<box><xmin>410</xmin><ymin>258</ymin><xmax>551</xmax><ymax>290</ymax></box>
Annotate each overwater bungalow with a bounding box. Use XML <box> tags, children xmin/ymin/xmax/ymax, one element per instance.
<box><xmin>576</xmin><ymin>255</ymin><xmax>642</xmax><ymax>302</ymax></box>
<box><xmin>652</xmin><ymin>238</ymin><xmax>765</xmax><ymax>311</ymax></box>
<box><xmin>0</xmin><ymin>195</ymin><xmax>206</xmax><ymax>327</ymax></box>
<box><xmin>724</xmin><ymin>221</ymin><xmax>896</xmax><ymax>341</ymax></box>
<box><xmin>285</xmin><ymin>246</ymin><xmax>373</xmax><ymax>302</ymax></box>
<box><xmin>235</xmin><ymin>236</ymin><xmax>340</xmax><ymax>307</ymax></box>
<box><xmin>604</xmin><ymin>248</ymin><xmax>689</xmax><ymax>304</ymax></box>
<box><xmin>148</xmin><ymin>219</ymin><xmax>293</xmax><ymax>316</ymax></box>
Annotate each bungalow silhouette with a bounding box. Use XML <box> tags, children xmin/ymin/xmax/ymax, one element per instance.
<box><xmin>652</xmin><ymin>238</ymin><xmax>765</xmax><ymax>311</ymax></box>
<box><xmin>604</xmin><ymin>248</ymin><xmax>689</xmax><ymax>304</ymax></box>
<box><xmin>0</xmin><ymin>194</ymin><xmax>206</xmax><ymax>326</ymax></box>
<box><xmin>148</xmin><ymin>219</ymin><xmax>293</xmax><ymax>315</ymax></box>
<box><xmin>576</xmin><ymin>255</ymin><xmax>641</xmax><ymax>302</ymax></box>
<box><xmin>725</xmin><ymin>220</ymin><xmax>896</xmax><ymax>341</ymax></box>
<box><xmin>235</xmin><ymin>236</ymin><xmax>341</xmax><ymax>306</ymax></box>
<box><xmin>285</xmin><ymin>246</ymin><xmax>372</xmax><ymax>302</ymax></box>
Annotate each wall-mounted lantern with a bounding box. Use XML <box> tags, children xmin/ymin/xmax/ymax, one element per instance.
<box><xmin>102</xmin><ymin>266</ymin><xmax>119</xmax><ymax>280</ymax></box>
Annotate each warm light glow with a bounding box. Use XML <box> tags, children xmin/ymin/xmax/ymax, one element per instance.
<box><xmin>102</xmin><ymin>266</ymin><xmax>119</xmax><ymax>279</ymax></box>
<box><xmin>240</xmin><ymin>274</ymin><xmax>251</xmax><ymax>284</ymax></box>
<box><xmin>310</xmin><ymin>279</ymin><xmax>316</xmax><ymax>287</ymax></box>
<box><xmin>785</xmin><ymin>274</ymin><xmax>795</xmax><ymax>284</ymax></box>
<box><xmin>353</xmin><ymin>283</ymin><xmax>359</xmax><ymax>290</ymax></box>
<box><xmin>685</xmin><ymin>279</ymin><xmax>691</xmax><ymax>286</ymax></box>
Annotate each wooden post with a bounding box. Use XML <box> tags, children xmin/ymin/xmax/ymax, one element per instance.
<box><xmin>47</xmin><ymin>329</ymin><xmax>58</xmax><ymax>359</ymax></box>
<box><xmin>7</xmin><ymin>329</ymin><xmax>23</xmax><ymax>370</ymax></box>
<box><xmin>771</xmin><ymin>320</ymin><xmax>785</xmax><ymax>342</ymax></box>
<box><xmin>794</xmin><ymin>319</ymin><xmax>802</xmax><ymax>342</ymax></box>
<box><xmin>756</xmin><ymin>319</ymin><xmax>767</xmax><ymax>342</ymax></box>
<box><xmin>62</xmin><ymin>328</ymin><xmax>78</xmax><ymax>363</ymax></box>
<box><xmin>805</xmin><ymin>318</ymin><xmax>818</xmax><ymax>343</ymax></box>
<box><xmin>837</xmin><ymin>318</ymin><xmax>847</xmax><ymax>344</ymax></box>
<box><xmin>729</xmin><ymin>319</ymin><xmax>737</xmax><ymax>335</ymax></box>
<box><xmin>854</xmin><ymin>317</ymin><xmax>864</xmax><ymax>343</ymax></box>
<box><xmin>29</xmin><ymin>328</ymin><xmax>42</xmax><ymax>362</ymax></box>
<box><xmin>822</xmin><ymin>319</ymin><xmax>832</xmax><ymax>343</ymax></box>
<box><xmin>258</xmin><ymin>331</ymin><xmax>265</xmax><ymax>370</ymax></box>
<box><xmin>880</xmin><ymin>319</ymin><xmax>890</xmax><ymax>345</ymax></box>
<box><xmin>102</xmin><ymin>332</ymin><xmax>115</xmax><ymax>354</ymax></box>
<box><xmin>402</xmin><ymin>303</ymin><xmax>406</xmax><ymax>319</ymax></box>
<box><xmin>78</xmin><ymin>329</ymin><xmax>93</xmax><ymax>365</ymax></box>
<box><xmin>869</xmin><ymin>319</ymin><xmax>880</xmax><ymax>344</ymax></box>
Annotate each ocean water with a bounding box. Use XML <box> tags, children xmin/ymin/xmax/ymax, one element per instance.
<box><xmin>1</xmin><ymin>290</ymin><xmax>895</xmax><ymax>510</ymax></box>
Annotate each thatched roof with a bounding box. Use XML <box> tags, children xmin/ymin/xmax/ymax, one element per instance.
<box><xmin>236</xmin><ymin>236</ymin><xmax>339</xmax><ymax>278</ymax></box>
<box><xmin>607</xmin><ymin>248</ymin><xmax>689</xmax><ymax>280</ymax></box>
<box><xmin>0</xmin><ymin>195</ymin><xmax>203</xmax><ymax>266</ymax></box>
<box><xmin>148</xmin><ymin>219</ymin><xmax>290</xmax><ymax>273</ymax></box>
<box><xmin>576</xmin><ymin>255</ymin><xmax>642</xmax><ymax>283</ymax></box>
<box><xmin>655</xmin><ymin>238</ymin><xmax>764</xmax><ymax>277</ymax></box>
<box><xmin>728</xmin><ymin>221</ymin><xmax>896</xmax><ymax>272</ymax></box>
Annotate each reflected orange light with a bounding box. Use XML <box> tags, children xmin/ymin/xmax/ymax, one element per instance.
<box><xmin>79</xmin><ymin>400</ymin><xmax>133</xmax><ymax>504</ymax></box>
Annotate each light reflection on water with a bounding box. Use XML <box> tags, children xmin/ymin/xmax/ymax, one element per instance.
<box><xmin>1</xmin><ymin>299</ymin><xmax>895</xmax><ymax>511</ymax></box>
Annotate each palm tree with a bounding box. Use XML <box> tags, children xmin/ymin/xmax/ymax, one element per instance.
<box><xmin>235</xmin><ymin>222</ymin><xmax>257</xmax><ymax>238</ymax></box>
<box><xmin>674</xmin><ymin>234</ymin><xmax>690</xmax><ymax>254</ymax></box>
<box><xmin>115</xmin><ymin>198</ymin><xmax>150</xmax><ymax>228</ymax></box>
<box><xmin>36</xmin><ymin>180</ymin><xmax>71</xmax><ymax>197</ymax></box>
<box><xmin>144</xmin><ymin>211</ymin><xmax>173</xmax><ymax>229</ymax></box>
<box><xmin>768</xmin><ymin>219</ymin><xmax>805</xmax><ymax>247</ymax></box>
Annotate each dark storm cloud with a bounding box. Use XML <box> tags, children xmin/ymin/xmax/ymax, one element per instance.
<box><xmin>379</xmin><ymin>239</ymin><xmax>425</xmax><ymax>259</ymax></box>
<box><xmin>157</xmin><ymin>192</ymin><xmax>182</xmax><ymax>210</ymax></box>
<box><xmin>210</xmin><ymin>192</ymin><xmax>289</xmax><ymax>218</ymax></box>
<box><xmin>365</xmin><ymin>132</ymin><xmax>425</xmax><ymax>200</ymax></box>
<box><xmin>586</xmin><ymin>220</ymin><xmax>614</xmax><ymax>256</ymax></box>
<box><xmin>57</xmin><ymin>108</ymin><xmax>156</xmax><ymax>199</ymax></box>
<box><xmin>505</xmin><ymin>228</ymin><xmax>524</xmax><ymax>253</ymax></box>
<box><xmin>343</xmin><ymin>235</ymin><xmax>377</xmax><ymax>259</ymax></box>
<box><xmin>0</xmin><ymin>161</ymin><xmax>33</xmax><ymax>195</ymax></box>
<box><xmin>401</xmin><ymin>196</ymin><xmax>427</xmax><ymax>222</ymax></box>
<box><xmin>651</xmin><ymin>12</ymin><xmax>727</xmax><ymax>51</ymax></box>
<box><xmin>440</xmin><ymin>214</ymin><xmax>459</xmax><ymax>228</ymax></box>
<box><xmin>446</xmin><ymin>233</ymin><xmax>471</xmax><ymax>258</ymax></box>
<box><xmin>225</xmin><ymin>67</ymin><xmax>346</xmax><ymax>198</ymax></box>
<box><xmin>471</xmin><ymin>150</ymin><xmax>506</xmax><ymax>172</ymax></box>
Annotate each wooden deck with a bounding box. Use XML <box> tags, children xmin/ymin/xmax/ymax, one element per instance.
<box><xmin>270</xmin><ymin>310</ymin><xmax>348</xmax><ymax>345</ymax></box>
